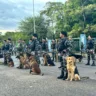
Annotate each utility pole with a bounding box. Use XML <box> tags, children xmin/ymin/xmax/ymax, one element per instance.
<box><xmin>33</xmin><ymin>0</ymin><xmax>36</xmax><ymax>33</ymax></box>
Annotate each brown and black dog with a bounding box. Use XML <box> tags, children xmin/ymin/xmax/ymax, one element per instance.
<box><xmin>28</xmin><ymin>54</ymin><xmax>41</xmax><ymax>75</ymax></box>
<box><xmin>16</xmin><ymin>53</ymin><xmax>30</xmax><ymax>69</ymax></box>
<box><xmin>43</xmin><ymin>53</ymin><xmax>48</xmax><ymax>66</ymax></box>
<box><xmin>7</xmin><ymin>54</ymin><xmax>14</xmax><ymax>67</ymax></box>
<box><xmin>66</xmin><ymin>56</ymin><xmax>80</xmax><ymax>81</ymax></box>
<box><xmin>43</xmin><ymin>53</ymin><xmax>55</xmax><ymax>66</ymax></box>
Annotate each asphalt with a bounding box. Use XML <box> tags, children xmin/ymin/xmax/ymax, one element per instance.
<box><xmin>0</xmin><ymin>57</ymin><xmax>96</xmax><ymax>96</ymax></box>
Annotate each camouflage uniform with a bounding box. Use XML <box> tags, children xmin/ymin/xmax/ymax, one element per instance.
<box><xmin>86</xmin><ymin>39</ymin><xmax>95</xmax><ymax>66</ymax></box>
<box><xmin>9</xmin><ymin>42</ymin><xmax>13</xmax><ymax>55</ymax></box>
<box><xmin>31</xmin><ymin>39</ymin><xmax>40</xmax><ymax>65</ymax></box>
<box><xmin>57</xmin><ymin>37</ymin><xmax>69</xmax><ymax>80</ymax></box>
<box><xmin>17</xmin><ymin>42</ymin><xmax>23</xmax><ymax>55</ymax></box>
<box><xmin>3</xmin><ymin>41</ymin><xmax>10</xmax><ymax>65</ymax></box>
<box><xmin>22</xmin><ymin>42</ymin><xmax>27</xmax><ymax>53</ymax></box>
<box><xmin>31</xmin><ymin>39</ymin><xmax>39</xmax><ymax>52</ymax></box>
<box><xmin>51</xmin><ymin>41</ymin><xmax>57</xmax><ymax>61</ymax></box>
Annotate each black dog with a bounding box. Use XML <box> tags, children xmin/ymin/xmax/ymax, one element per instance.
<box><xmin>69</xmin><ymin>53</ymin><xmax>83</xmax><ymax>62</ymax></box>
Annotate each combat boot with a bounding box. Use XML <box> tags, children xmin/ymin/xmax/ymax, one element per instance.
<box><xmin>57</xmin><ymin>68</ymin><xmax>64</xmax><ymax>79</ymax></box>
<box><xmin>86</xmin><ymin>63</ymin><xmax>90</xmax><ymax>65</ymax></box>
<box><xmin>85</xmin><ymin>60</ymin><xmax>90</xmax><ymax>65</ymax></box>
<box><xmin>91</xmin><ymin>61</ymin><xmax>95</xmax><ymax>66</ymax></box>
<box><xmin>57</xmin><ymin>75</ymin><xmax>64</xmax><ymax>79</ymax></box>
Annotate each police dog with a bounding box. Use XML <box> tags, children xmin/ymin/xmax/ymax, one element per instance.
<box><xmin>28</xmin><ymin>54</ymin><xmax>41</xmax><ymax>75</ymax></box>
<box><xmin>66</xmin><ymin>57</ymin><xmax>80</xmax><ymax>81</ymax></box>
<box><xmin>16</xmin><ymin>53</ymin><xmax>30</xmax><ymax>69</ymax></box>
<box><xmin>7</xmin><ymin>54</ymin><xmax>14</xmax><ymax>67</ymax></box>
<box><xmin>43</xmin><ymin>53</ymin><xmax>55</xmax><ymax>66</ymax></box>
<box><xmin>43</xmin><ymin>53</ymin><xmax>48</xmax><ymax>66</ymax></box>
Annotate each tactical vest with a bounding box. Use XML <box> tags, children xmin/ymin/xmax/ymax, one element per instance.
<box><xmin>58</xmin><ymin>38</ymin><xmax>69</xmax><ymax>52</ymax></box>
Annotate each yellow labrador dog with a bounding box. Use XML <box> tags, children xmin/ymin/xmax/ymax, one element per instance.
<box><xmin>66</xmin><ymin>56</ymin><xmax>80</xmax><ymax>81</ymax></box>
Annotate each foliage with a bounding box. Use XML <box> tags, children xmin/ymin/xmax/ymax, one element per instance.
<box><xmin>1</xmin><ymin>0</ymin><xmax>96</xmax><ymax>41</ymax></box>
<box><xmin>41</xmin><ymin>0</ymin><xmax>96</xmax><ymax>37</ymax></box>
<box><xmin>19</xmin><ymin>16</ymin><xmax>49</xmax><ymax>39</ymax></box>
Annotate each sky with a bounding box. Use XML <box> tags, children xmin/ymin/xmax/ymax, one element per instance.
<box><xmin>0</xmin><ymin>0</ymin><xmax>66</xmax><ymax>31</ymax></box>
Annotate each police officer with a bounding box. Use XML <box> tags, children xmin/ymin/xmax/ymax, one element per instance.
<box><xmin>2</xmin><ymin>40</ymin><xmax>8</xmax><ymax>65</ymax></box>
<box><xmin>57</xmin><ymin>31</ymin><xmax>69</xmax><ymax>80</ymax></box>
<box><xmin>16</xmin><ymin>39</ymin><xmax>23</xmax><ymax>54</ymax></box>
<box><xmin>41</xmin><ymin>38</ymin><xmax>48</xmax><ymax>52</ymax></box>
<box><xmin>22</xmin><ymin>40</ymin><xmax>27</xmax><ymax>53</ymax></box>
<box><xmin>81</xmin><ymin>42</ymin><xmax>84</xmax><ymax>55</ymax></box>
<box><xmin>2</xmin><ymin>40</ymin><xmax>7</xmax><ymax>54</ymax></box>
<box><xmin>86</xmin><ymin>35</ymin><xmax>95</xmax><ymax>66</ymax></box>
<box><xmin>3</xmin><ymin>38</ymin><xmax>12</xmax><ymax>65</ymax></box>
<box><xmin>7</xmin><ymin>38</ymin><xmax>13</xmax><ymax>55</ymax></box>
<box><xmin>51</xmin><ymin>40</ymin><xmax>56</xmax><ymax>61</ymax></box>
<box><xmin>31</xmin><ymin>34</ymin><xmax>40</xmax><ymax>64</ymax></box>
<box><xmin>31</xmin><ymin>34</ymin><xmax>40</xmax><ymax>52</ymax></box>
<box><xmin>27</xmin><ymin>39</ymin><xmax>32</xmax><ymax>53</ymax></box>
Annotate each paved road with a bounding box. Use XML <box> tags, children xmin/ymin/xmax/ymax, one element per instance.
<box><xmin>0</xmin><ymin>57</ymin><xmax>96</xmax><ymax>96</ymax></box>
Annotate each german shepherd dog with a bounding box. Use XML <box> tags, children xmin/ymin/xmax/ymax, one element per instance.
<box><xmin>16</xmin><ymin>53</ymin><xmax>30</xmax><ymax>69</ymax></box>
<box><xmin>43</xmin><ymin>53</ymin><xmax>55</xmax><ymax>66</ymax></box>
<box><xmin>66</xmin><ymin>57</ymin><xmax>80</xmax><ymax>81</ymax></box>
<box><xmin>28</xmin><ymin>54</ymin><xmax>41</xmax><ymax>75</ymax></box>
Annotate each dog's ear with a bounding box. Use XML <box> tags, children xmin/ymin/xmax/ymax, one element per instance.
<box><xmin>65</xmin><ymin>57</ymin><xmax>68</xmax><ymax>61</ymax></box>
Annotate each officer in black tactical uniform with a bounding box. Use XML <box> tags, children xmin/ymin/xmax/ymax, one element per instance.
<box><xmin>86</xmin><ymin>35</ymin><xmax>95</xmax><ymax>66</ymax></box>
<box><xmin>57</xmin><ymin>31</ymin><xmax>69</xmax><ymax>80</ymax></box>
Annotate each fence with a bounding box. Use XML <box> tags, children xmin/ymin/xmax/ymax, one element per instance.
<box><xmin>72</xmin><ymin>38</ymin><xmax>80</xmax><ymax>52</ymax></box>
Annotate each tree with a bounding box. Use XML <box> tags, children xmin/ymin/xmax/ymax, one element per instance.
<box><xmin>41</xmin><ymin>0</ymin><xmax>96</xmax><ymax>37</ymax></box>
<box><xmin>19</xmin><ymin>16</ymin><xmax>49</xmax><ymax>39</ymax></box>
<box><xmin>41</xmin><ymin>2</ymin><xmax>64</xmax><ymax>34</ymax></box>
